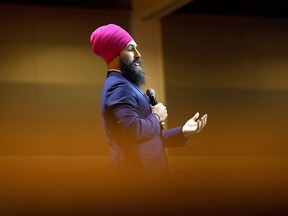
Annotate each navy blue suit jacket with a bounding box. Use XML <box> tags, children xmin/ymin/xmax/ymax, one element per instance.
<box><xmin>101</xmin><ymin>71</ymin><xmax>186</xmax><ymax>174</ymax></box>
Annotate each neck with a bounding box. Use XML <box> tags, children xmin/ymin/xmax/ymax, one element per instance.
<box><xmin>107</xmin><ymin>69</ymin><xmax>121</xmax><ymax>73</ymax></box>
<box><xmin>107</xmin><ymin>56</ymin><xmax>121</xmax><ymax>73</ymax></box>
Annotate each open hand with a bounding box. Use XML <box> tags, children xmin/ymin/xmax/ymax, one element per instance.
<box><xmin>182</xmin><ymin>112</ymin><xmax>208</xmax><ymax>136</ymax></box>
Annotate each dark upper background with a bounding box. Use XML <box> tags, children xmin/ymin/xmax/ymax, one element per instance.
<box><xmin>0</xmin><ymin>0</ymin><xmax>288</xmax><ymax>18</ymax></box>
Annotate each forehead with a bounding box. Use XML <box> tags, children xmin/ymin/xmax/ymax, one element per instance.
<box><xmin>126</xmin><ymin>39</ymin><xmax>137</xmax><ymax>47</ymax></box>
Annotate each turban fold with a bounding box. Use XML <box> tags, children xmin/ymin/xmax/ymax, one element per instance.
<box><xmin>90</xmin><ymin>24</ymin><xmax>133</xmax><ymax>64</ymax></box>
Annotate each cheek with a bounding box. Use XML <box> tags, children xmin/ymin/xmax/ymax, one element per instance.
<box><xmin>126</xmin><ymin>54</ymin><xmax>134</xmax><ymax>63</ymax></box>
<box><xmin>121</xmin><ymin>52</ymin><xmax>134</xmax><ymax>63</ymax></box>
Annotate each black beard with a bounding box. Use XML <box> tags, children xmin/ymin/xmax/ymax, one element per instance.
<box><xmin>120</xmin><ymin>57</ymin><xmax>146</xmax><ymax>86</ymax></box>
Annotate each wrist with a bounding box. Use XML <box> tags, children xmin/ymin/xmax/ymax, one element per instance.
<box><xmin>182</xmin><ymin>126</ymin><xmax>190</xmax><ymax>137</ymax></box>
<box><xmin>153</xmin><ymin>113</ymin><xmax>160</xmax><ymax>121</ymax></box>
<box><xmin>182</xmin><ymin>126</ymin><xmax>187</xmax><ymax>136</ymax></box>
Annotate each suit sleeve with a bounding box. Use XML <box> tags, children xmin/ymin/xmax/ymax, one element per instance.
<box><xmin>105</xmin><ymin>82</ymin><xmax>161</xmax><ymax>141</ymax></box>
<box><xmin>162</xmin><ymin>126</ymin><xmax>188</xmax><ymax>147</ymax></box>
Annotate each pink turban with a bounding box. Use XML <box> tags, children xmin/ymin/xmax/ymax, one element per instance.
<box><xmin>90</xmin><ymin>24</ymin><xmax>133</xmax><ymax>64</ymax></box>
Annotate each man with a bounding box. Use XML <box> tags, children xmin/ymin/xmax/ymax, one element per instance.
<box><xmin>90</xmin><ymin>23</ymin><xmax>207</xmax><ymax>175</ymax></box>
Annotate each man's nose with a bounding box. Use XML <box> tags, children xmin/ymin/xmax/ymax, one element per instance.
<box><xmin>134</xmin><ymin>49</ymin><xmax>141</xmax><ymax>58</ymax></box>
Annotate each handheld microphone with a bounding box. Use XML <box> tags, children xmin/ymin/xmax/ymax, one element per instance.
<box><xmin>146</xmin><ymin>88</ymin><xmax>165</xmax><ymax>130</ymax></box>
<box><xmin>146</xmin><ymin>88</ymin><xmax>157</xmax><ymax>105</ymax></box>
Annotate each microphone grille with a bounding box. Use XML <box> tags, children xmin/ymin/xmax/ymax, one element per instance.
<box><xmin>146</xmin><ymin>88</ymin><xmax>155</xmax><ymax>97</ymax></box>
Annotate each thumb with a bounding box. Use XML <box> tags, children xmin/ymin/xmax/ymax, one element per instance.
<box><xmin>192</xmin><ymin>112</ymin><xmax>199</xmax><ymax>121</ymax></box>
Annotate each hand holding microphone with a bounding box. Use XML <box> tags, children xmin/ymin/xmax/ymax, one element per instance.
<box><xmin>151</xmin><ymin>103</ymin><xmax>167</xmax><ymax>122</ymax></box>
<box><xmin>146</xmin><ymin>88</ymin><xmax>167</xmax><ymax>129</ymax></box>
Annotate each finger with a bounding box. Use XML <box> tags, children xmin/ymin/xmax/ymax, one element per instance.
<box><xmin>202</xmin><ymin>114</ymin><xmax>207</xmax><ymax>126</ymax></box>
<box><xmin>202</xmin><ymin>115</ymin><xmax>206</xmax><ymax>126</ymax></box>
<box><xmin>192</xmin><ymin>112</ymin><xmax>200</xmax><ymax>121</ymax></box>
<box><xmin>200</xmin><ymin>119</ymin><xmax>204</xmax><ymax>131</ymax></box>
<box><xmin>197</xmin><ymin>120</ymin><xmax>201</xmax><ymax>132</ymax></box>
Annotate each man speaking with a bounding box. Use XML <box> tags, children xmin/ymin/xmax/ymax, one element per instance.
<box><xmin>90</xmin><ymin>23</ymin><xmax>207</xmax><ymax>175</ymax></box>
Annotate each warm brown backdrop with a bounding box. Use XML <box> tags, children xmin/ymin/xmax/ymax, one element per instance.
<box><xmin>0</xmin><ymin>3</ymin><xmax>287</xmax><ymax>216</ymax></box>
<box><xmin>162</xmin><ymin>13</ymin><xmax>288</xmax><ymax>215</ymax></box>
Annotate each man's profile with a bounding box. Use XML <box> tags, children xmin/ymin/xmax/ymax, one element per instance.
<box><xmin>90</xmin><ymin>23</ymin><xmax>207</xmax><ymax>175</ymax></box>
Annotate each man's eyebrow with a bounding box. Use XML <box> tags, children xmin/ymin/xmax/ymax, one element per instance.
<box><xmin>127</xmin><ymin>44</ymin><xmax>137</xmax><ymax>48</ymax></box>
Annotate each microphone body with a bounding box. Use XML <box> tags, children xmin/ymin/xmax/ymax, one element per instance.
<box><xmin>146</xmin><ymin>88</ymin><xmax>157</xmax><ymax>105</ymax></box>
<box><xmin>146</xmin><ymin>88</ymin><xmax>165</xmax><ymax>130</ymax></box>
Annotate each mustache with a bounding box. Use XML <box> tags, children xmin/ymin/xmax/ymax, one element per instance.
<box><xmin>133</xmin><ymin>58</ymin><xmax>142</xmax><ymax>66</ymax></box>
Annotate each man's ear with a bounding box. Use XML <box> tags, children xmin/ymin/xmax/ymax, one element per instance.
<box><xmin>107</xmin><ymin>56</ymin><xmax>121</xmax><ymax>71</ymax></box>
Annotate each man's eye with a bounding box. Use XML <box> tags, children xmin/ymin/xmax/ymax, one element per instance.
<box><xmin>128</xmin><ymin>45</ymin><xmax>137</xmax><ymax>51</ymax></box>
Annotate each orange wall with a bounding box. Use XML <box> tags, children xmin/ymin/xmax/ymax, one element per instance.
<box><xmin>1</xmin><ymin>4</ymin><xmax>288</xmax><ymax>215</ymax></box>
<box><xmin>0</xmin><ymin>5</ymin><xmax>132</xmax><ymax>157</ymax></box>
<box><xmin>162</xmin><ymin>13</ymin><xmax>288</xmax><ymax>157</ymax></box>
<box><xmin>0</xmin><ymin>5</ymin><xmax>130</xmax><ymax>215</ymax></box>
<box><xmin>162</xmin><ymin>13</ymin><xmax>288</xmax><ymax>215</ymax></box>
